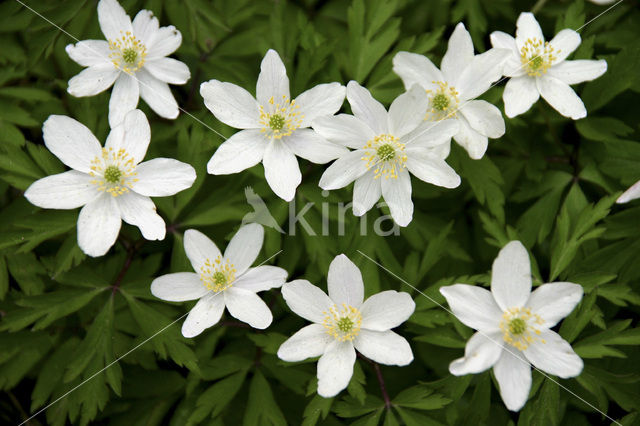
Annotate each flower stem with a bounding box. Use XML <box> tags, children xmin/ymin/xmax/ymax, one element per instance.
<box><xmin>373</xmin><ymin>362</ymin><xmax>392</xmax><ymax>409</ymax></box>
<box><xmin>532</xmin><ymin>0</ymin><xmax>548</xmax><ymax>14</ymax></box>
<box><xmin>112</xmin><ymin>239</ymin><xmax>143</xmax><ymax>293</ymax></box>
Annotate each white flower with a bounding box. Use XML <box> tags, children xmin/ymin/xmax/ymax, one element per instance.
<box><xmin>24</xmin><ymin>109</ymin><xmax>196</xmax><ymax>257</ymax></box>
<box><xmin>151</xmin><ymin>224</ymin><xmax>287</xmax><ymax>337</ymax></box>
<box><xmin>393</xmin><ymin>23</ymin><xmax>510</xmax><ymax>159</ymax></box>
<box><xmin>315</xmin><ymin>81</ymin><xmax>460</xmax><ymax>227</ymax></box>
<box><xmin>439</xmin><ymin>241</ymin><xmax>584</xmax><ymax>411</ymax></box>
<box><xmin>200</xmin><ymin>49</ymin><xmax>348</xmax><ymax>202</ymax></box>
<box><xmin>66</xmin><ymin>0</ymin><xmax>190</xmax><ymax>127</ymax></box>
<box><xmin>617</xmin><ymin>180</ymin><xmax>640</xmax><ymax>204</ymax></box>
<box><xmin>491</xmin><ymin>12</ymin><xmax>607</xmax><ymax>119</ymax></box>
<box><xmin>277</xmin><ymin>254</ymin><xmax>415</xmax><ymax>398</ymax></box>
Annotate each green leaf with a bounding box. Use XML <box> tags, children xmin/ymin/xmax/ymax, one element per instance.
<box><xmin>242</xmin><ymin>371</ymin><xmax>287</xmax><ymax>426</ymax></box>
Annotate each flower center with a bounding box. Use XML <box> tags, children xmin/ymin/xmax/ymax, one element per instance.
<box><xmin>89</xmin><ymin>147</ymin><xmax>138</xmax><ymax>197</ymax></box>
<box><xmin>323</xmin><ymin>303</ymin><xmax>362</xmax><ymax>342</ymax></box>
<box><xmin>499</xmin><ymin>307</ymin><xmax>545</xmax><ymax>351</ymax></box>
<box><xmin>259</xmin><ymin>96</ymin><xmax>303</xmax><ymax>140</ymax></box>
<box><xmin>269</xmin><ymin>114</ymin><xmax>285</xmax><ymax>130</ymax></box>
<box><xmin>109</xmin><ymin>31</ymin><xmax>147</xmax><ymax>74</ymax></box>
<box><xmin>103</xmin><ymin>165</ymin><xmax>123</xmax><ymax>183</ymax></box>
<box><xmin>520</xmin><ymin>38</ymin><xmax>557</xmax><ymax>77</ymax></box>
<box><xmin>362</xmin><ymin>134</ymin><xmax>407</xmax><ymax>180</ymax></box>
<box><xmin>200</xmin><ymin>256</ymin><xmax>236</xmax><ymax>292</ymax></box>
<box><xmin>122</xmin><ymin>48</ymin><xmax>138</xmax><ymax>64</ymax></box>
<box><xmin>508</xmin><ymin>317</ymin><xmax>526</xmax><ymax>335</ymax></box>
<box><xmin>425</xmin><ymin>81</ymin><xmax>459</xmax><ymax>121</ymax></box>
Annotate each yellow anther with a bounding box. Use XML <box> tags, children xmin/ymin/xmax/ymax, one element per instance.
<box><xmin>361</xmin><ymin>134</ymin><xmax>407</xmax><ymax>180</ymax></box>
<box><xmin>259</xmin><ymin>95</ymin><xmax>303</xmax><ymax>139</ymax></box>
<box><xmin>499</xmin><ymin>306</ymin><xmax>545</xmax><ymax>351</ymax></box>
<box><xmin>108</xmin><ymin>31</ymin><xmax>147</xmax><ymax>74</ymax></box>
<box><xmin>200</xmin><ymin>256</ymin><xmax>236</xmax><ymax>292</ymax></box>
<box><xmin>322</xmin><ymin>303</ymin><xmax>362</xmax><ymax>342</ymax></box>
<box><xmin>520</xmin><ymin>37</ymin><xmax>558</xmax><ymax>77</ymax></box>
<box><xmin>89</xmin><ymin>147</ymin><xmax>138</xmax><ymax>197</ymax></box>
<box><xmin>425</xmin><ymin>81</ymin><xmax>460</xmax><ymax>121</ymax></box>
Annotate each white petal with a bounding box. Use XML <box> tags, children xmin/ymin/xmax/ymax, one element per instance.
<box><xmin>151</xmin><ymin>272</ymin><xmax>208</xmax><ymax>302</ymax></box>
<box><xmin>317</xmin><ymin>340</ymin><xmax>356</xmax><ymax>398</ymax></box>
<box><xmin>284</xmin><ymin>129</ymin><xmax>349</xmax><ymax>164</ymax></box>
<box><xmin>43</xmin><ymin>115</ymin><xmax>102</xmax><ymax>173</ymax></box>
<box><xmin>233</xmin><ymin>266</ymin><xmax>287</xmax><ymax>293</ymax></box>
<box><xmin>526</xmin><ymin>282</ymin><xmax>583</xmax><ymax>328</ymax></box>
<box><xmin>449</xmin><ymin>331</ymin><xmax>503</xmax><ymax>375</ymax></box>
<box><xmin>360</xmin><ymin>290</ymin><xmax>415</xmax><ymax>331</ymax></box>
<box><xmin>352</xmin><ymin>171</ymin><xmax>382</xmax><ymax>216</ymax></box>
<box><xmin>405</xmin><ymin>148</ymin><xmax>460</xmax><ymax>188</ymax></box>
<box><xmin>401</xmin><ymin>119</ymin><xmax>459</xmax><ymax>149</ymax></box>
<box><xmin>181</xmin><ymin>292</ymin><xmax>225</xmax><ymax>338</ymax></box>
<box><xmin>116</xmin><ymin>191</ymin><xmax>165</xmax><ymax>240</ymax></box>
<box><xmin>381</xmin><ymin>171</ymin><xmax>413</xmax><ymax>227</ymax></box>
<box><xmin>319</xmin><ymin>150</ymin><xmax>369</xmax><ymax>190</ymax></box>
<box><xmin>256</xmin><ymin>49</ymin><xmax>290</xmax><ymax>106</ymax></box>
<box><xmin>131</xmin><ymin>9</ymin><xmax>159</xmax><ymax>47</ymax></box>
<box><xmin>489</xmin><ymin>31</ymin><xmax>525</xmax><ymax>77</ymax></box>
<box><xmin>67</xmin><ymin>65</ymin><xmax>119</xmax><ymax>97</ymax></box>
<box><xmin>439</xmin><ymin>284</ymin><xmax>502</xmax><ymax>331</ymax></box>
<box><xmin>452</xmin><ymin>116</ymin><xmax>489</xmax><ymax>160</ymax></box>
<box><xmin>295</xmin><ymin>83</ymin><xmax>346</xmax><ymax>127</ymax></box>
<box><xmin>207</xmin><ymin>129</ymin><xmax>267</xmax><ymax>174</ymax></box>
<box><xmin>548</xmin><ymin>59</ymin><xmax>607</xmax><ymax>85</ymax></box>
<box><xmin>145</xmin><ymin>58</ymin><xmax>190</xmax><ymax>85</ymax></box>
<box><xmin>65</xmin><ymin>40</ymin><xmax>110</xmax><ymax>67</ymax></box>
<box><xmin>105</xmin><ymin>109</ymin><xmax>150</xmax><ymax>164</ymax></box>
<box><xmin>183</xmin><ymin>229</ymin><xmax>222</xmax><ymax>272</ymax></box>
<box><xmin>346</xmin><ymin>81</ymin><xmax>389</xmax><ymax>135</ymax></box>
<box><xmin>441</xmin><ymin>23</ymin><xmax>474</xmax><ymax>82</ymax></box>
<box><xmin>515</xmin><ymin>12</ymin><xmax>543</xmax><ymax>50</ymax></box>
<box><xmin>388</xmin><ymin>84</ymin><xmax>429</xmax><ymax>138</ymax></box>
<box><xmin>327</xmin><ymin>254</ymin><xmax>364</xmax><ymax>307</ymax></box>
<box><xmin>523</xmin><ymin>329</ymin><xmax>583</xmax><ymax>378</ymax></box>
<box><xmin>224</xmin><ymin>287</ymin><xmax>272</xmax><ymax>329</ymax></box>
<box><xmin>77</xmin><ymin>193</ymin><xmax>121</xmax><ymax>257</ymax></box>
<box><xmin>97</xmin><ymin>0</ymin><xmax>132</xmax><ymax>41</ymax></box>
<box><xmin>137</xmin><ymin>69</ymin><xmax>179</xmax><ymax>119</ymax></box>
<box><xmin>131</xmin><ymin>158</ymin><xmax>196</xmax><ymax>197</ymax></box>
<box><xmin>312</xmin><ymin>114</ymin><xmax>374</xmax><ymax>149</ymax></box>
<box><xmin>277</xmin><ymin>324</ymin><xmax>332</xmax><ymax>362</ymax></box>
<box><xmin>147</xmin><ymin>26</ymin><xmax>182</xmax><ymax>60</ymax></box>
<box><xmin>263</xmin><ymin>139</ymin><xmax>301</xmax><ymax>201</ymax></box>
<box><xmin>392</xmin><ymin>51</ymin><xmax>445</xmax><ymax>90</ymax></box>
<box><xmin>200</xmin><ymin>80</ymin><xmax>260</xmax><ymax>129</ymax></box>
<box><xmin>354</xmin><ymin>329</ymin><xmax>413</xmax><ymax>366</ymax></box>
<box><xmin>460</xmin><ymin>100</ymin><xmax>505</xmax><ymax>139</ymax></box>
<box><xmin>24</xmin><ymin>171</ymin><xmax>98</xmax><ymax>209</ymax></box>
<box><xmin>281</xmin><ymin>279</ymin><xmax>333</xmax><ymax>324</ymax></box>
<box><xmin>493</xmin><ymin>346</ymin><xmax>532</xmax><ymax>411</ymax></box>
<box><xmin>536</xmin><ymin>75</ymin><xmax>586</xmax><ymax>120</ymax></box>
<box><xmin>108</xmin><ymin>73</ymin><xmax>140</xmax><ymax>128</ymax></box>
<box><xmin>224</xmin><ymin>223</ymin><xmax>264</xmax><ymax>275</ymax></box>
<box><xmin>617</xmin><ymin>180</ymin><xmax>640</xmax><ymax>204</ymax></box>
<box><xmin>491</xmin><ymin>241</ymin><xmax>532</xmax><ymax>311</ymax></box>
<box><xmin>456</xmin><ymin>48</ymin><xmax>511</xmax><ymax>100</ymax></box>
<box><xmin>549</xmin><ymin>29</ymin><xmax>581</xmax><ymax>63</ymax></box>
<box><xmin>503</xmin><ymin>76</ymin><xmax>540</xmax><ymax>118</ymax></box>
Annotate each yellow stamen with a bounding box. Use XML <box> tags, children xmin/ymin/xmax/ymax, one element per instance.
<box><xmin>361</xmin><ymin>134</ymin><xmax>407</xmax><ymax>180</ymax></box>
<box><xmin>520</xmin><ymin>37</ymin><xmax>558</xmax><ymax>77</ymax></box>
<box><xmin>108</xmin><ymin>31</ymin><xmax>147</xmax><ymax>74</ymax></box>
<box><xmin>499</xmin><ymin>306</ymin><xmax>545</xmax><ymax>351</ymax></box>
<box><xmin>89</xmin><ymin>147</ymin><xmax>138</xmax><ymax>197</ymax></box>
<box><xmin>322</xmin><ymin>303</ymin><xmax>362</xmax><ymax>341</ymax></box>
<box><xmin>259</xmin><ymin>95</ymin><xmax>303</xmax><ymax>139</ymax></box>
<box><xmin>200</xmin><ymin>256</ymin><xmax>236</xmax><ymax>292</ymax></box>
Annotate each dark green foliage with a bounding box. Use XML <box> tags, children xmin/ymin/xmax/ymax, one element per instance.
<box><xmin>0</xmin><ymin>0</ymin><xmax>639</xmax><ymax>425</ymax></box>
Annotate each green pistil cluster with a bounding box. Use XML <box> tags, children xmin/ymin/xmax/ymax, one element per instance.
<box><xmin>377</xmin><ymin>143</ymin><xmax>396</xmax><ymax>161</ymax></box>
<box><xmin>432</xmin><ymin>93</ymin><xmax>450</xmax><ymax>111</ymax></box>
<box><xmin>269</xmin><ymin>114</ymin><xmax>285</xmax><ymax>130</ymax></box>
<box><xmin>509</xmin><ymin>317</ymin><xmax>526</xmax><ymax>335</ymax></box>
<box><xmin>337</xmin><ymin>316</ymin><xmax>354</xmax><ymax>333</ymax></box>
<box><xmin>213</xmin><ymin>271</ymin><xmax>227</xmax><ymax>287</ymax></box>
<box><xmin>104</xmin><ymin>165</ymin><xmax>123</xmax><ymax>183</ymax></box>
<box><xmin>122</xmin><ymin>48</ymin><xmax>138</xmax><ymax>64</ymax></box>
